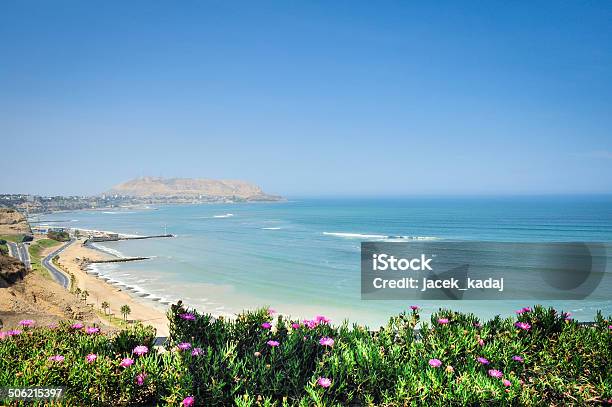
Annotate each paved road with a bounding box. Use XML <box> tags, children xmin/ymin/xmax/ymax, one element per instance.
<box><xmin>7</xmin><ymin>241</ymin><xmax>31</xmax><ymax>270</ymax></box>
<box><xmin>42</xmin><ymin>239</ymin><xmax>74</xmax><ymax>289</ymax></box>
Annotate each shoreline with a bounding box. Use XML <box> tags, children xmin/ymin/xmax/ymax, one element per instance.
<box><xmin>54</xmin><ymin>237</ymin><xmax>170</xmax><ymax>336</ymax></box>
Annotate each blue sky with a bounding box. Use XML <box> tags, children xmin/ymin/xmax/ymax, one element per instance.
<box><xmin>1</xmin><ymin>1</ymin><xmax>611</xmax><ymax>196</ymax></box>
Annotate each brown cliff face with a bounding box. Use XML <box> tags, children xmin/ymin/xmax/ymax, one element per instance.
<box><xmin>0</xmin><ymin>208</ymin><xmax>31</xmax><ymax>236</ymax></box>
<box><xmin>0</xmin><ymin>255</ymin><xmax>27</xmax><ymax>288</ymax></box>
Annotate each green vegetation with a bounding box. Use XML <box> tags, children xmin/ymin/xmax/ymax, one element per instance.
<box><xmin>47</xmin><ymin>230</ymin><xmax>70</xmax><ymax>242</ymax></box>
<box><xmin>0</xmin><ymin>304</ymin><xmax>610</xmax><ymax>405</ymax></box>
<box><xmin>0</xmin><ymin>234</ymin><xmax>25</xmax><ymax>243</ymax></box>
<box><xmin>27</xmin><ymin>238</ymin><xmax>61</xmax><ymax>278</ymax></box>
<box><xmin>0</xmin><ymin>239</ymin><xmax>7</xmax><ymax>256</ymax></box>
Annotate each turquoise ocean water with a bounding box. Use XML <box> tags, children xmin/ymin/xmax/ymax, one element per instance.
<box><xmin>37</xmin><ymin>197</ymin><xmax>612</xmax><ymax>326</ymax></box>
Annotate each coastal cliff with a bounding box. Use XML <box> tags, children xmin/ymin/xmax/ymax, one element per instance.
<box><xmin>107</xmin><ymin>177</ymin><xmax>282</xmax><ymax>202</ymax></box>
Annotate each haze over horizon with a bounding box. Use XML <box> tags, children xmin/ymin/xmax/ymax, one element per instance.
<box><xmin>1</xmin><ymin>1</ymin><xmax>611</xmax><ymax>196</ymax></box>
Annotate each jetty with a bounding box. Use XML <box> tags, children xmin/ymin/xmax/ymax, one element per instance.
<box><xmin>85</xmin><ymin>234</ymin><xmax>174</xmax><ymax>243</ymax></box>
<box><xmin>88</xmin><ymin>257</ymin><xmax>150</xmax><ymax>264</ymax></box>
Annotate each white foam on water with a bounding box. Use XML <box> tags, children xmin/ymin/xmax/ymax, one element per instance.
<box><xmin>262</xmin><ymin>227</ymin><xmax>282</xmax><ymax>230</ymax></box>
<box><xmin>322</xmin><ymin>232</ymin><xmax>438</xmax><ymax>241</ymax></box>
<box><xmin>213</xmin><ymin>213</ymin><xmax>234</xmax><ymax>218</ymax></box>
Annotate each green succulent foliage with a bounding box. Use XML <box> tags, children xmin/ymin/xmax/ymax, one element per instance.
<box><xmin>0</xmin><ymin>304</ymin><xmax>610</xmax><ymax>406</ymax></box>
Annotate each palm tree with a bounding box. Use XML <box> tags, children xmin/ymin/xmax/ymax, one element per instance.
<box><xmin>120</xmin><ymin>305</ymin><xmax>131</xmax><ymax>322</ymax></box>
<box><xmin>81</xmin><ymin>290</ymin><xmax>89</xmax><ymax>303</ymax></box>
<box><xmin>101</xmin><ymin>301</ymin><xmax>109</xmax><ymax>315</ymax></box>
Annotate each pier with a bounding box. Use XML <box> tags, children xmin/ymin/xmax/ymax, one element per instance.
<box><xmin>84</xmin><ymin>234</ymin><xmax>174</xmax><ymax>244</ymax></box>
<box><xmin>88</xmin><ymin>257</ymin><xmax>150</xmax><ymax>264</ymax></box>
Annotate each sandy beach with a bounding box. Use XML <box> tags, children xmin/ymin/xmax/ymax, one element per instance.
<box><xmin>54</xmin><ymin>239</ymin><xmax>169</xmax><ymax>336</ymax></box>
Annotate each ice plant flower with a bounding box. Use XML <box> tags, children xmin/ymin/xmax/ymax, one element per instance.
<box><xmin>71</xmin><ymin>323</ymin><xmax>84</xmax><ymax>330</ymax></box>
<box><xmin>267</xmin><ymin>308</ymin><xmax>276</xmax><ymax>315</ymax></box>
<box><xmin>317</xmin><ymin>377</ymin><xmax>332</xmax><ymax>388</ymax></box>
<box><xmin>85</xmin><ymin>327</ymin><xmax>100</xmax><ymax>334</ymax></box>
<box><xmin>133</xmin><ymin>345</ymin><xmax>149</xmax><ymax>356</ymax></box>
<box><xmin>428</xmin><ymin>358</ymin><xmax>442</xmax><ymax>367</ymax></box>
<box><xmin>178</xmin><ymin>342</ymin><xmax>192</xmax><ymax>351</ymax></box>
<box><xmin>319</xmin><ymin>336</ymin><xmax>335</xmax><ymax>347</ymax></box>
<box><xmin>478</xmin><ymin>339</ymin><xmax>485</xmax><ymax>346</ymax></box>
<box><xmin>182</xmin><ymin>396</ymin><xmax>195</xmax><ymax>407</ymax></box>
<box><xmin>179</xmin><ymin>313</ymin><xmax>196</xmax><ymax>321</ymax></box>
<box><xmin>515</xmin><ymin>307</ymin><xmax>531</xmax><ymax>314</ymax></box>
<box><xmin>514</xmin><ymin>322</ymin><xmax>531</xmax><ymax>331</ymax></box>
<box><xmin>7</xmin><ymin>330</ymin><xmax>21</xmax><ymax>336</ymax></box>
<box><xmin>291</xmin><ymin>322</ymin><xmax>300</xmax><ymax>329</ymax></box>
<box><xmin>477</xmin><ymin>357</ymin><xmax>490</xmax><ymax>365</ymax></box>
<box><xmin>608</xmin><ymin>325</ymin><xmax>612</xmax><ymax>330</ymax></box>
<box><xmin>19</xmin><ymin>319</ymin><xmax>35</xmax><ymax>327</ymax></box>
<box><xmin>303</xmin><ymin>319</ymin><xmax>318</xmax><ymax>329</ymax></box>
<box><xmin>488</xmin><ymin>369</ymin><xmax>503</xmax><ymax>378</ymax></box>
<box><xmin>410</xmin><ymin>305</ymin><xmax>420</xmax><ymax>310</ymax></box>
<box><xmin>437</xmin><ymin>318</ymin><xmax>449</xmax><ymax>325</ymax></box>
<box><xmin>49</xmin><ymin>355</ymin><xmax>65</xmax><ymax>363</ymax></box>
<box><xmin>191</xmin><ymin>347</ymin><xmax>203</xmax><ymax>356</ymax></box>
<box><xmin>47</xmin><ymin>323</ymin><xmax>58</xmax><ymax>329</ymax></box>
<box><xmin>136</xmin><ymin>373</ymin><xmax>147</xmax><ymax>386</ymax></box>
<box><xmin>86</xmin><ymin>353</ymin><xmax>97</xmax><ymax>363</ymax></box>
<box><xmin>502</xmin><ymin>379</ymin><xmax>512</xmax><ymax>387</ymax></box>
<box><xmin>315</xmin><ymin>315</ymin><xmax>331</xmax><ymax>324</ymax></box>
<box><xmin>267</xmin><ymin>340</ymin><xmax>280</xmax><ymax>347</ymax></box>
<box><xmin>261</xmin><ymin>322</ymin><xmax>272</xmax><ymax>329</ymax></box>
<box><xmin>512</xmin><ymin>355</ymin><xmax>524</xmax><ymax>362</ymax></box>
<box><xmin>120</xmin><ymin>357</ymin><xmax>134</xmax><ymax>367</ymax></box>
<box><xmin>473</xmin><ymin>322</ymin><xmax>482</xmax><ymax>328</ymax></box>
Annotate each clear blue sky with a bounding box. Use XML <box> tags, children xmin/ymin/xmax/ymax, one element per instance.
<box><xmin>1</xmin><ymin>1</ymin><xmax>611</xmax><ymax>196</ymax></box>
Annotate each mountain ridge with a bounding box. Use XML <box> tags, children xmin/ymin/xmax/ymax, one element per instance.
<box><xmin>107</xmin><ymin>177</ymin><xmax>281</xmax><ymax>201</ymax></box>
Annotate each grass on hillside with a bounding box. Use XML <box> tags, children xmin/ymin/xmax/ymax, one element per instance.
<box><xmin>27</xmin><ymin>238</ymin><xmax>61</xmax><ymax>279</ymax></box>
<box><xmin>0</xmin><ymin>234</ymin><xmax>25</xmax><ymax>243</ymax></box>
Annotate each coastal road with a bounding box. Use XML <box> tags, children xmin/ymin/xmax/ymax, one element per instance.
<box><xmin>42</xmin><ymin>239</ymin><xmax>74</xmax><ymax>289</ymax></box>
<box><xmin>7</xmin><ymin>241</ymin><xmax>31</xmax><ymax>270</ymax></box>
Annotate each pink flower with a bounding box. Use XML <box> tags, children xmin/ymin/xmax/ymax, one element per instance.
<box><xmin>49</xmin><ymin>355</ymin><xmax>65</xmax><ymax>363</ymax></box>
<box><xmin>488</xmin><ymin>369</ymin><xmax>503</xmax><ymax>378</ymax></box>
<box><xmin>179</xmin><ymin>313</ymin><xmax>196</xmax><ymax>321</ymax></box>
<box><xmin>512</xmin><ymin>355</ymin><xmax>524</xmax><ymax>362</ymax></box>
<box><xmin>178</xmin><ymin>342</ymin><xmax>192</xmax><ymax>351</ymax></box>
<box><xmin>473</xmin><ymin>322</ymin><xmax>482</xmax><ymax>328</ymax></box>
<box><xmin>133</xmin><ymin>345</ymin><xmax>149</xmax><ymax>356</ymax></box>
<box><xmin>437</xmin><ymin>318</ymin><xmax>449</xmax><ymax>325</ymax></box>
<box><xmin>267</xmin><ymin>340</ymin><xmax>279</xmax><ymax>347</ymax></box>
<box><xmin>317</xmin><ymin>377</ymin><xmax>332</xmax><ymax>388</ymax></box>
<box><xmin>86</xmin><ymin>353</ymin><xmax>97</xmax><ymax>363</ymax></box>
<box><xmin>410</xmin><ymin>305</ymin><xmax>420</xmax><ymax>310</ymax></box>
<box><xmin>477</xmin><ymin>357</ymin><xmax>489</xmax><ymax>365</ymax></box>
<box><xmin>136</xmin><ymin>373</ymin><xmax>147</xmax><ymax>386</ymax></box>
<box><xmin>514</xmin><ymin>322</ymin><xmax>531</xmax><ymax>331</ymax></box>
<box><xmin>71</xmin><ymin>323</ymin><xmax>84</xmax><ymax>330</ymax></box>
<box><xmin>85</xmin><ymin>327</ymin><xmax>100</xmax><ymax>335</ymax></box>
<box><xmin>478</xmin><ymin>339</ymin><xmax>485</xmax><ymax>346</ymax></box>
<box><xmin>319</xmin><ymin>336</ymin><xmax>335</xmax><ymax>347</ymax></box>
<box><xmin>315</xmin><ymin>315</ymin><xmax>331</xmax><ymax>324</ymax></box>
<box><xmin>47</xmin><ymin>323</ymin><xmax>58</xmax><ymax>329</ymax></box>
<box><xmin>608</xmin><ymin>325</ymin><xmax>612</xmax><ymax>330</ymax></box>
<box><xmin>267</xmin><ymin>308</ymin><xmax>276</xmax><ymax>315</ymax></box>
<box><xmin>261</xmin><ymin>322</ymin><xmax>272</xmax><ymax>329</ymax></box>
<box><xmin>291</xmin><ymin>322</ymin><xmax>300</xmax><ymax>329</ymax></box>
<box><xmin>182</xmin><ymin>396</ymin><xmax>195</xmax><ymax>407</ymax></box>
<box><xmin>515</xmin><ymin>307</ymin><xmax>531</xmax><ymax>314</ymax></box>
<box><xmin>7</xmin><ymin>329</ymin><xmax>21</xmax><ymax>336</ymax></box>
<box><xmin>191</xmin><ymin>347</ymin><xmax>203</xmax><ymax>356</ymax></box>
<box><xmin>19</xmin><ymin>319</ymin><xmax>35</xmax><ymax>327</ymax></box>
<box><xmin>428</xmin><ymin>358</ymin><xmax>442</xmax><ymax>368</ymax></box>
<box><xmin>502</xmin><ymin>379</ymin><xmax>512</xmax><ymax>387</ymax></box>
<box><xmin>120</xmin><ymin>357</ymin><xmax>134</xmax><ymax>367</ymax></box>
<box><xmin>303</xmin><ymin>319</ymin><xmax>318</xmax><ymax>329</ymax></box>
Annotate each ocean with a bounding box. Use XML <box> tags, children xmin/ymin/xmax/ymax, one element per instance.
<box><xmin>36</xmin><ymin>197</ymin><xmax>612</xmax><ymax>326</ymax></box>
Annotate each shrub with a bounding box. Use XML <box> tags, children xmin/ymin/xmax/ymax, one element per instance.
<box><xmin>0</xmin><ymin>305</ymin><xmax>610</xmax><ymax>405</ymax></box>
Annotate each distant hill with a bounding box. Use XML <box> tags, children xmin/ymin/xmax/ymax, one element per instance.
<box><xmin>107</xmin><ymin>177</ymin><xmax>282</xmax><ymax>201</ymax></box>
<box><xmin>0</xmin><ymin>208</ymin><xmax>31</xmax><ymax>236</ymax></box>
